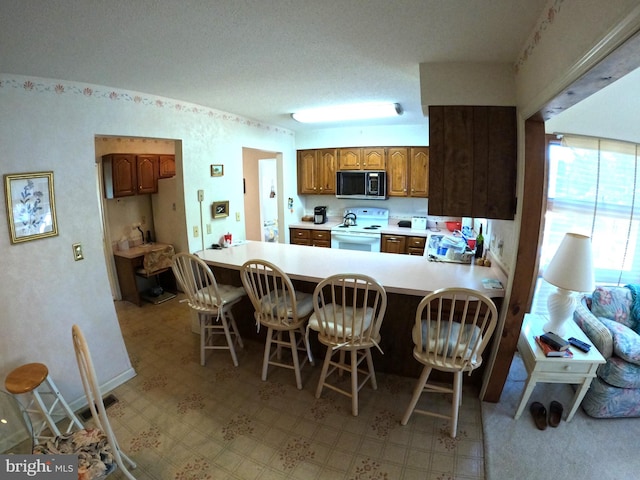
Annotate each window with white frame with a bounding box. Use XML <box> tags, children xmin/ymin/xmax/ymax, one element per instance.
<box><xmin>531</xmin><ymin>135</ymin><xmax>640</xmax><ymax>314</ymax></box>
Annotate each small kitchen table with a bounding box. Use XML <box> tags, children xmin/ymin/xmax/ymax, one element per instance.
<box><xmin>113</xmin><ymin>242</ymin><xmax>176</xmax><ymax>306</ymax></box>
<box><xmin>514</xmin><ymin>313</ymin><xmax>606</xmax><ymax>422</ymax></box>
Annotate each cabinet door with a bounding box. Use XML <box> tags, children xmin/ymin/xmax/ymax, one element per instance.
<box><xmin>409</xmin><ymin>147</ymin><xmax>429</xmax><ymax>197</ymax></box>
<box><xmin>338</xmin><ymin>148</ymin><xmax>361</xmax><ymax>170</ymax></box>
<box><xmin>159</xmin><ymin>155</ymin><xmax>176</xmax><ymax>178</ymax></box>
<box><xmin>317</xmin><ymin>149</ymin><xmax>337</xmax><ymax>194</ymax></box>
<box><xmin>311</xmin><ymin>229</ymin><xmax>331</xmax><ymax>248</ymax></box>
<box><xmin>428</xmin><ymin>106</ymin><xmax>516</xmax><ymax>219</ymax></box>
<box><xmin>290</xmin><ymin>228</ymin><xmax>311</xmax><ymax>245</ymax></box>
<box><xmin>136</xmin><ymin>155</ymin><xmax>158</xmax><ymax>194</ymax></box>
<box><xmin>405</xmin><ymin>236</ymin><xmax>426</xmax><ymax>255</ymax></box>
<box><xmin>362</xmin><ymin>148</ymin><xmax>385</xmax><ymax>169</ymax></box>
<box><xmin>381</xmin><ymin>234</ymin><xmax>406</xmax><ymax>254</ymax></box>
<box><xmin>297</xmin><ymin>150</ymin><xmax>318</xmax><ymax>194</ymax></box>
<box><xmin>109</xmin><ymin>154</ymin><xmax>137</xmax><ymax>197</ymax></box>
<box><xmin>387</xmin><ymin>147</ymin><xmax>409</xmax><ymax>197</ymax></box>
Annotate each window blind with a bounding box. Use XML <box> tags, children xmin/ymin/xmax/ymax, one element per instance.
<box><xmin>531</xmin><ymin>134</ymin><xmax>640</xmax><ymax>314</ymax></box>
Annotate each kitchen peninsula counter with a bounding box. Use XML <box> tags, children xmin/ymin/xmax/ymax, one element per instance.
<box><xmin>196</xmin><ymin>241</ymin><xmax>506</xmax><ymax>380</ymax></box>
<box><xmin>196</xmin><ymin>240</ymin><xmax>506</xmax><ymax>298</ymax></box>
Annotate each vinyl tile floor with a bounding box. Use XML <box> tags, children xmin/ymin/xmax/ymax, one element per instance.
<box><xmin>106</xmin><ymin>294</ymin><xmax>485</xmax><ymax>480</ymax></box>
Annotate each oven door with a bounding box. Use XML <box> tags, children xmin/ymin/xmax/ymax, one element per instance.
<box><xmin>331</xmin><ymin>231</ymin><xmax>381</xmax><ymax>252</ymax></box>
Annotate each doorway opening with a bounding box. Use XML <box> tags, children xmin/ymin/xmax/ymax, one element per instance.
<box><xmin>95</xmin><ymin>135</ymin><xmax>181</xmax><ymax>301</ymax></box>
<box><xmin>242</xmin><ymin>147</ymin><xmax>283</xmax><ymax>243</ymax></box>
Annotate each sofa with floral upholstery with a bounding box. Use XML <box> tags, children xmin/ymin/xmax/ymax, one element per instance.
<box><xmin>573</xmin><ymin>284</ymin><xmax>640</xmax><ymax>418</ymax></box>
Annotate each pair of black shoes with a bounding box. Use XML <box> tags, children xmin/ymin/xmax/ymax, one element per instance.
<box><xmin>530</xmin><ymin>401</ymin><xmax>563</xmax><ymax>430</ymax></box>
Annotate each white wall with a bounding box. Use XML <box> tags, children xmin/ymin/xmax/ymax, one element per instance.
<box><xmin>0</xmin><ymin>74</ymin><xmax>296</xmax><ymax>406</ymax></box>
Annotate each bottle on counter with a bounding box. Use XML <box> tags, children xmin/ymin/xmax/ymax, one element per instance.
<box><xmin>475</xmin><ymin>224</ymin><xmax>484</xmax><ymax>259</ymax></box>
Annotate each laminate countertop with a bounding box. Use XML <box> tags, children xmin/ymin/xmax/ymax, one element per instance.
<box><xmin>196</xmin><ymin>241</ymin><xmax>506</xmax><ymax>298</ymax></box>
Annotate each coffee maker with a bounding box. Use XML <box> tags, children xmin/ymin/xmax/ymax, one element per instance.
<box><xmin>314</xmin><ymin>206</ymin><xmax>327</xmax><ymax>224</ymax></box>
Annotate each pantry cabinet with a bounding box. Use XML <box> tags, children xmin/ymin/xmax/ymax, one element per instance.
<box><xmin>428</xmin><ymin>105</ymin><xmax>516</xmax><ymax>219</ymax></box>
<box><xmin>297</xmin><ymin>149</ymin><xmax>337</xmax><ymax>195</ymax></box>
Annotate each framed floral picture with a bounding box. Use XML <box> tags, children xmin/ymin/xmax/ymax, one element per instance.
<box><xmin>212</xmin><ymin>200</ymin><xmax>229</xmax><ymax>219</ymax></box>
<box><xmin>4</xmin><ymin>171</ymin><xmax>58</xmax><ymax>244</ymax></box>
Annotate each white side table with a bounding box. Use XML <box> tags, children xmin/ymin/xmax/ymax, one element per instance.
<box><xmin>514</xmin><ymin>313</ymin><xmax>606</xmax><ymax>422</ymax></box>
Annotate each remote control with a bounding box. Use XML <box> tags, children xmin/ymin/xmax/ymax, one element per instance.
<box><xmin>568</xmin><ymin>337</ymin><xmax>591</xmax><ymax>352</ymax></box>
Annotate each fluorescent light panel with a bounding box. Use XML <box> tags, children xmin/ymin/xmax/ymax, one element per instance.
<box><xmin>292</xmin><ymin>102</ymin><xmax>402</xmax><ymax>123</ymax></box>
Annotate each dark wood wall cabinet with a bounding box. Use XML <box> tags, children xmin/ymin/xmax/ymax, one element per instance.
<box><xmin>381</xmin><ymin>234</ymin><xmax>425</xmax><ymax>255</ymax></box>
<box><xmin>428</xmin><ymin>106</ymin><xmax>517</xmax><ymax>219</ymax></box>
<box><xmin>103</xmin><ymin>154</ymin><xmax>175</xmax><ymax>198</ymax></box>
<box><xmin>297</xmin><ymin>146</ymin><xmax>428</xmax><ymax>197</ymax></box>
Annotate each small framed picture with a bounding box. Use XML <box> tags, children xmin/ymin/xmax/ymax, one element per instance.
<box><xmin>211</xmin><ymin>164</ymin><xmax>224</xmax><ymax>177</ymax></box>
<box><xmin>4</xmin><ymin>171</ymin><xmax>58</xmax><ymax>244</ymax></box>
<box><xmin>212</xmin><ymin>200</ymin><xmax>229</xmax><ymax>219</ymax></box>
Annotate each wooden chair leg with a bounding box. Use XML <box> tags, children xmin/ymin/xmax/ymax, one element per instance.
<box><xmin>365</xmin><ymin>349</ymin><xmax>377</xmax><ymax>390</ymax></box>
<box><xmin>262</xmin><ymin>327</ymin><xmax>274</xmax><ymax>381</ymax></box>
<box><xmin>351</xmin><ymin>350</ymin><xmax>358</xmax><ymax>416</ymax></box>
<box><xmin>221</xmin><ymin>313</ymin><xmax>239</xmax><ymax>367</ymax></box>
<box><xmin>289</xmin><ymin>329</ymin><xmax>303</xmax><ymax>390</ymax></box>
<box><xmin>315</xmin><ymin>348</ymin><xmax>333</xmax><ymax>399</ymax></box>
<box><xmin>401</xmin><ymin>366</ymin><xmax>432</xmax><ymax>425</ymax></box>
<box><xmin>450</xmin><ymin>371</ymin><xmax>463</xmax><ymax>438</ymax></box>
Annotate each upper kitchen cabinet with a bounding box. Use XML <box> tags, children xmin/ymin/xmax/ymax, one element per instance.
<box><xmin>428</xmin><ymin>106</ymin><xmax>516</xmax><ymax>219</ymax></box>
<box><xmin>158</xmin><ymin>154</ymin><xmax>176</xmax><ymax>178</ymax></box>
<box><xmin>297</xmin><ymin>149</ymin><xmax>337</xmax><ymax>195</ymax></box>
<box><xmin>337</xmin><ymin>147</ymin><xmax>385</xmax><ymax>170</ymax></box>
<box><xmin>136</xmin><ymin>155</ymin><xmax>159</xmax><ymax>194</ymax></box>
<box><xmin>387</xmin><ymin>147</ymin><xmax>429</xmax><ymax>197</ymax></box>
<box><xmin>103</xmin><ymin>154</ymin><xmax>136</xmax><ymax>198</ymax></box>
<box><xmin>103</xmin><ymin>153</ymin><xmax>159</xmax><ymax>198</ymax></box>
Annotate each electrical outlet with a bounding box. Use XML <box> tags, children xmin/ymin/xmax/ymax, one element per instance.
<box><xmin>236</xmin><ymin>212</ymin><xmax>241</xmax><ymax>221</ymax></box>
<box><xmin>197</xmin><ymin>189</ymin><xmax>204</xmax><ymax>202</ymax></box>
<box><xmin>72</xmin><ymin>243</ymin><xmax>84</xmax><ymax>261</ymax></box>
<box><xmin>193</xmin><ymin>226</ymin><xmax>199</xmax><ymax>237</ymax></box>
<box><xmin>206</xmin><ymin>224</ymin><xmax>212</xmax><ymax>234</ymax></box>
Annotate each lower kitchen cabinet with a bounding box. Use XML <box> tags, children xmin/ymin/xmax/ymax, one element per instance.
<box><xmin>290</xmin><ymin>228</ymin><xmax>331</xmax><ymax>247</ymax></box>
<box><xmin>381</xmin><ymin>234</ymin><xmax>425</xmax><ymax>255</ymax></box>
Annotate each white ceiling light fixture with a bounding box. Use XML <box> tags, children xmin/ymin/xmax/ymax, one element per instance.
<box><xmin>292</xmin><ymin>102</ymin><xmax>402</xmax><ymax>124</ymax></box>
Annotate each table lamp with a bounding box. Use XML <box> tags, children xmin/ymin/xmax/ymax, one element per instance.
<box><xmin>543</xmin><ymin>232</ymin><xmax>595</xmax><ymax>336</ymax></box>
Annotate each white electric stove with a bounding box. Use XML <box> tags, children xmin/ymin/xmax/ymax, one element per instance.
<box><xmin>330</xmin><ymin>207</ymin><xmax>389</xmax><ymax>252</ymax></box>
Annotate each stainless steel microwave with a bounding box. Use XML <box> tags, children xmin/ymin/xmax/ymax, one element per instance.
<box><xmin>336</xmin><ymin>171</ymin><xmax>387</xmax><ymax>200</ymax></box>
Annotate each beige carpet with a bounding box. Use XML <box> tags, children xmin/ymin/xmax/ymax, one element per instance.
<box><xmin>481</xmin><ymin>353</ymin><xmax>640</xmax><ymax>479</ymax></box>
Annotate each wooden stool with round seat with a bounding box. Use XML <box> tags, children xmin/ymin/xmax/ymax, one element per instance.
<box><xmin>5</xmin><ymin>362</ymin><xmax>84</xmax><ymax>444</ymax></box>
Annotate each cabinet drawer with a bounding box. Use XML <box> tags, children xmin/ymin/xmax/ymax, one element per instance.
<box><xmin>290</xmin><ymin>228</ymin><xmax>310</xmax><ymax>240</ymax></box>
<box><xmin>531</xmin><ymin>360</ymin><xmax>593</xmax><ymax>375</ymax></box>
<box><xmin>311</xmin><ymin>230</ymin><xmax>330</xmax><ymax>240</ymax></box>
<box><xmin>407</xmin><ymin>236</ymin><xmax>426</xmax><ymax>248</ymax></box>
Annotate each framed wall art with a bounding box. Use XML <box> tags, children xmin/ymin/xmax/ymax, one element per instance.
<box><xmin>4</xmin><ymin>171</ymin><xmax>58</xmax><ymax>244</ymax></box>
<box><xmin>212</xmin><ymin>200</ymin><xmax>229</xmax><ymax>219</ymax></box>
<box><xmin>211</xmin><ymin>164</ymin><xmax>224</xmax><ymax>177</ymax></box>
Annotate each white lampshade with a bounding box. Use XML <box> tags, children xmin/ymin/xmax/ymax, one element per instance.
<box><xmin>543</xmin><ymin>233</ymin><xmax>595</xmax><ymax>292</ymax></box>
<box><xmin>542</xmin><ymin>233</ymin><xmax>595</xmax><ymax>336</ymax></box>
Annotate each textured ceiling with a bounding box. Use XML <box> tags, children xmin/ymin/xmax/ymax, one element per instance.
<box><xmin>2</xmin><ymin>0</ymin><xmax>548</xmax><ymax>132</ymax></box>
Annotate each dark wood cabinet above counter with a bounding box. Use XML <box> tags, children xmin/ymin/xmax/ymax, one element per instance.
<box><xmin>428</xmin><ymin>106</ymin><xmax>516</xmax><ymax>219</ymax></box>
<box><xmin>103</xmin><ymin>153</ymin><xmax>175</xmax><ymax>198</ymax></box>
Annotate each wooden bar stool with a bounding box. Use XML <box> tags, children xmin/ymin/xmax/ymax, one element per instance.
<box><xmin>4</xmin><ymin>362</ymin><xmax>84</xmax><ymax>444</ymax></box>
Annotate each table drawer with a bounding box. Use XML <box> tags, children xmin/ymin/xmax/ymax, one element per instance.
<box><xmin>532</xmin><ymin>359</ymin><xmax>594</xmax><ymax>375</ymax></box>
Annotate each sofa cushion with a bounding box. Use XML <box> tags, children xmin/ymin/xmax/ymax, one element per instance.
<box><xmin>600</xmin><ymin>318</ymin><xmax>640</xmax><ymax>366</ymax></box>
<box><xmin>590</xmin><ymin>286</ymin><xmax>635</xmax><ymax>330</ymax></box>
<box><xmin>597</xmin><ymin>355</ymin><xmax>640</xmax><ymax>389</ymax></box>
